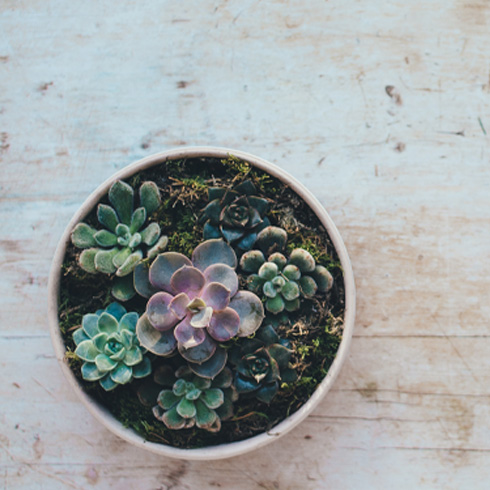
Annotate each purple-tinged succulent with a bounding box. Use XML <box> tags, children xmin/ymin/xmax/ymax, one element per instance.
<box><xmin>72</xmin><ymin>303</ymin><xmax>151</xmax><ymax>391</ymax></box>
<box><xmin>138</xmin><ymin>365</ymin><xmax>237</xmax><ymax>432</ymax></box>
<box><xmin>229</xmin><ymin>324</ymin><xmax>297</xmax><ymax>403</ymax></box>
<box><xmin>201</xmin><ymin>180</ymin><xmax>271</xmax><ymax>252</ymax></box>
<box><xmin>70</xmin><ymin>180</ymin><xmax>168</xmax><ymax>301</ymax></box>
<box><xmin>240</xmin><ymin>227</ymin><xmax>334</xmax><ymax>314</ymax></box>
<box><xmin>136</xmin><ymin>239</ymin><xmax>265</xmax><ymax>379</ymax></box>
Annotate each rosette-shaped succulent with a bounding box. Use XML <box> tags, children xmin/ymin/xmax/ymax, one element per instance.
<box><xmin>70</xmin><ymin>180</ymin><xmax>168</xmax><ymax>301</ymax></box>
<box><xmin>142</xmin><ymin>365</ymin><xmax>237</xmax><ymax>432</ymax></box>
<box><xmin>136</xmin><ymin>239</ymin><xmax>265</xmax><ymax>379</ymax></box>
<box><xmin>72</xmin><ymin>303</ymin><xmax>152</xmax><ymax>391</ymax></box>
<box><xmin>201</xmin><ymin>180</ymin><xmax>271</xmax><ymax>252</ymax></box>
<box><xmin>241</xmin><ymin>227</ymin><xmax>334</xmax><ymax>314</ymax></box>
<box><xmin>229</xmin><ymin>324</ymin><xmax>297</xmax><ymax>403</ymax></box>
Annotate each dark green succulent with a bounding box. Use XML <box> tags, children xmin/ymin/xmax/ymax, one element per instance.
<box><xmin>240</xmin><ymin>226</ymin><xmax>334</xmax><ymax>314</ymax></box>
<box><xmin>71</xmin><ymin>180</ymin><xmax>168</xmax><ymax>301</ymax></box>
<box><xmin>72</xmin><ymin>303</ymin><xmax>152</xmax><ymax>391</ymax></box>
<box><xmin>143</xmin><ymin>365</ymin><xmax>237</xmax><ymax>432</ymax></box>
<box><xmin>201</xmin><ymin>180</ymin><xmax>271</xmax><ymax>252</ymax></box>
<box><xmin>229</xmin><ymin>324</ymin><xmax>297</xmax><ymax>403</ymax></box>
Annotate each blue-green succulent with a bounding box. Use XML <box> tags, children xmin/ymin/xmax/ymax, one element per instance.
<box><xmin>72</xmin><ymin>303</ymin><xmax>152</xmax><ymax>391</ymax></box>
<box><xmin>70</xmin><ymin>180</ymin><xmax>168</xmax><ymax>301</ymax></box>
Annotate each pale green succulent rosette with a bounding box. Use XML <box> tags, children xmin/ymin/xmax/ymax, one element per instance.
<box><xmin>73</xmin><ymin>303</ymin><xmax>152</xmax><ymax>391</ymax></box>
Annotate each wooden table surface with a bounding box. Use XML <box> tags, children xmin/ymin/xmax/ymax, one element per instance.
<box><xmin>1</xmin><ymin>1</ymin><xmax>489</xmax><ymax>488</ymax></box>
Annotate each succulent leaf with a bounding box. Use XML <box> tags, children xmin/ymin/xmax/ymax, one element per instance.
<box><xmin>266</xmin><ymin>295</ymin><xmax>285</xmax><ymax>314</ymax></box>
<box><xmin>116</xmin><ymin>250</ymin><xmax>143</xmax><ymax>277</ymax></box>
<box><xmin>255</xmin><ymin>226</ymin><xmax>287</xmax><ymax>256</ymax></box>
<box><xmin>203</xmin><ymin>264</ymin><xmax>239</xmax><ymax>297</ymax></box>
<box><xmin>311</xmin><ymin>265</ymin><xmax>334</xmax><ymax>292</ymax></box>
<box><xmin>94</xmin><ymin>248</ymin><xmax>119</xmax><ymax>274</ymax></box>
<box><xmin>229</xmin><ymin>291</ymin><xmax>265</xmax><ymax>337</ymax></box>
<box><xmin>81</xmin><ymin>362</ymin><xmax>105</xmax><ymax>381</ymax></box>
<box><xmin>140</xmin><ymin>222</ymin><xmax>161</xmax><ymax>246</ymax></box>
<box><xmin>239</xmin><ymin>250</ymin><xmax>265</xmax><ymax>273</ymax></box>
<box><xmin>82</xmin><ymin>314</ymin><xmax>100</xmax><ymax>338</ymax></box>
<box><xmin>111</xmin><ymin>275</ymin><xmax>136</xmax><ymax>302</ymax></box>
<box><xmin>289</xmin><ymin>248</ymin><xmax>316</xmax><ymax>273</ymax></box>
<box><xmin>75</xmin><ymin>340</ymin><xmax>99</xmax><ymax>362</ymax></box>
<box><xmin>191</xmin><ymin>239</ymin><xmax>237</xmax><ymax>272</ymax></box>
<box><xmin>109</xmin><ymin>180</ymin><xmax>134</xmax><ymax>225</ymax></box>
<box><xmin>188</xmin><ymin>348</ymin><xmax>227</xmax><ymax>379</ymax></box>
<box><xmin>136</xmin><ymin>313</ymin><xmax>177</xmax><ymax>356</ymax></box>
<box><xmin>71</xmin><ymin>223</ymin><xmax>97</xmax><ymax>248</ymax></box>
<box><xmin>299</xmin><ymin>275</ymin><xmax>318</xmax><ymax>297</ymax></box>
<box><xmin>133</xmin><ymin>263</ymin><xmax>158</xmax><ymax>298</ymax></box>
<box><xmin>132</xmin><ymin>357</ymin><xmax>152</xmax><ymax>378</ymax></box>
<box><xmin>147</xmin><ymin>235</ymin><xmax>169</xmax><ymax>259</ymax></box>
<box><xmin>73</xmin><ymin>328</ymin><xmax>89</xmax><ymax>345</ymax></box>
<box><xmin>149</xmin><ymin>252</ymin><xmax>192</xmax><ymax>291</ymax></box>
<box><xmin>79</xmin><ymin>248</ymin><xmax>98</xmax><ymax>273</ymax></box>
<box><xmin>139</xmin><ymin>181</ymin><xmax>161</xmax><ymax>215</ymax></box>
<box><xmin>95</xmin><ymin>229</ymin><xmax>118</xmax><ymax>248</ymax></box>
<box><xmin>97</xmin><ymin>204</ymin><xmax>119</xmax><ymax>232</ymax></box>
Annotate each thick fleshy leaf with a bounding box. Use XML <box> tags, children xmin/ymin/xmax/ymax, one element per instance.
<box><xmin>283</xmin><ymin>264</ymin><xmax>301</xmax><ymax>281</ymax></box>
<box><xmin>128</xmin><ymin>232</ymin><xmax>142</xmax><ymax>249</ymax></box>
<box><xmin>81</xmin><ymin>362</ymin><xmax>105</xmax><ymax>381</ymax></box>
<box><xmin>79</xmin><ymin>248</ymin><xmax>98</xmax><ymax>273</ymax></box>
<box><xmin>146</xmin><ymin>292</ymin><xmax>179</xmax><ymax>331</ymax></box>
<box><xmin>149</xmin><ymin>252</ymin><xmax>192</xmax><ymax>291</ymax></box>
<box><xmin>169</xmin><ymin>292</ymin><xmax>191</xmax><ymax>319</ymax></box>
<box><xmin>246</xmin><ymin>274</ymin><xmax>264</xmax><ymax>293</ymax></box>
<box><xmin>281</xmin><ymin>367</ymin><xmax>298</xmax><ymax>384</ymax></box>
<box><xmin>212</xmin><ymin>367</ymin><xmax>233</xmax><ymax>388</ymax></box>
<box><xmin>134</xmin><ymin>263</ymin><xmax>158</xmax><ymax>298</ymax></box>
<box><xmin>170</xmin><ymin>266</ymin><xmax>205</xmax><ymax>299</ymax></box>
<box><xmin>177</xmin><ymin>398</ymin><xmax>197</xmax><ymax>419</ymax></box>
<box><xmin>111</xmin><ymin>275</ymin><xmax>136</xmax><ymax>301</ymax></box>
<box><xmin>202</xmin><ymin>200</ymin><xmax>222</xmax><ymax>222</ymax></box>
<box><xmin>71</xmin><ymin>223</ymin><xmax>96</xmax><ymax>248</ymax></box>
<box><xmin>299</xmin><ymin>276</ymin><xmax>318</xmax><ymax>297</ymax></box>
<box><xmin>216</xmin><ymin>392</ymin><xmax>235</xmax><ymax>421</ymax></box>
<box><xmin>282</xmin><ymin>280</ymin><xmax>300</xmax><ymax>301</ymax></box>
<box><xmin>207</xmin><ymin>308</ymin><xmax>240</xmax><ymax>341</ymax></box>
<box><xmin>132</xmin><ymin>356</ymin><xmax>151</xmax><ymax>379</ymax></box>
<box><xmin>263</xmin><ymin>281</ymin><xmax>277</xmax><ymax>298</ymax></box>
<box><xmin>203</xmin><ymin>222</ymin><xmax>222</xmax><ymax>240</ymax></box>
<box><xmin>105</xmin><ymin>302</ymin><xmax>127</xmax><ymax>321</ymax></box>
<box><xmin>289</xmin><ymin>248</ymin><xmax>316</xmax><ymax>273</ymax></box>
<box><xmin>203</xmin><ymin>264</ymin><xmax>239</xmax><ymax>297</ymax></box>
<box><xmin>97</xmin><ymin>204</ymin><xmax>119</xmax><ymax>232</ymax></box>
<box><xmin>98</xmin><ymin>312</ymin><xmax>119</xmax><ymax>334</ymax></box>
<box><xmin>240</xmin><ymin>250</ymin><xmax>265</xmax><ymax>273</ymax></box>
<box><xmin>82</xmin><ymin>314</ymin><xmax>99</xmax><ymax>338</ymax></box>
<box><xmin>268</xmin><ymin>344</ymin><xmax>292</xmax><ymax>370</ymax></box>
<box><xmin>119</xmin><ymin>329</ymin><xmax>133</xmax><ymax>350</ymax></box>
<box><xmin>92</xmin><ymin>332</ymin><xmax>108</xmax><ymax>352</ymax></box>
<box><xmin>173</xmin><ymin>379</ymin><xmax>187</xmax><ymax>396</ymax></box>
<box><xmin>266</xmin><ymin>296</ymin><xmax>285</xmax><ymax>314</ymax></box>
<box><xmin>158</xmin><ymin>390</ymin><xmax>180</xmax><ymax>410</ymax></box>
<box><xmin>191</xmin><ymin>239</ymin><xmax>237</xmax><ymax>272</ymax></box>
<box><xmin>75</xmin><ymin>340</ymin><xmax>98</xmax><ymax>362</ymax></box>
<box><xmin>147</xmin><ymin>235</ymin><xmax>168</xmax><ymax>259</ymax></box>
<box><xmin>130</xmin><ymin>207</ymin><xmax>146</xmax><ymax>234</ymax></box>
<box><xmin>119</xmin><ymin>312</ymin><xmax>138</xmax><ymax>332</ymax></box>
<box><xmin>95</xmin><ymin>353</ymin><xmax>117</xmax><ymax>373</ymax></box>
<box><xmin>200</xmin><ymin>282</ymin><xmax>231</xmax><ymax>311</ymax></box>
<box><xmin>195</xmin><ymin>400</ymin><xmax>217</xmax><ymax>429</ymax></box>
<box><xmin>190</xmin><ymin>306</ymin><xmax>213</xmax><ymax>328</ymax></box>
<box><xmin>311</xmin><ymin>265</ymin><xmax>334</xmax><ymax>292</ymax></box>
<box><xmin>229</xmin><ymin>291</ymin><xmax>265</xmax><ymax>337</ymax></box>
<box><xmin>233</xmin><ymin>180</ymin><xmax>256</xmax><ymax>196</ymax></box>
<box><xmin>162</xmin><ymin>406</ymin><xmax>186</xmax><ymax>430</ymax></box>
<box><xmin>258</xmin><ymin>262</ymin><xmax>278</xmax><ymax>280</ymax></box>
<box><xmin>247</xmin><ymin>195</ymin><xmax>270</xmax><ymax>215</ymax></box>
<box><xmin>109</xmin><ymin>181</ymin><xmax>134</xmax><ymax>225</ymax></box>
<box><xmin>110</xmin><ymin>363</ymin><xmax>133</xmax><ymax>384</ymax></box>
<box><xmin>99</xmin><ymin>374</ymin><xmax>118</xmax><ymax>391</ymax></box>
<box><xmin>269</xmin><ymin>252</ymin><xmax>288</xmax><ymax>269</ymax></box>
<box><xmin>112</xmin><ymin>247</ymin><xmax>131</xmax><ymax>269</ymax></box>
<box><xmin>124</xmin><ymin>347</ymin><xmax>143</xmax><ymax>366</ymax></box>
<box><xmin>174</xmin><ymin>317</ymin><xmax>206</xmax><ymax>349</ymax></box>
<box><xmin>188</xmin><ymin>347</ymin><xmax>227</xmax><ymax>379</ymax></box>
<box><xmin>94</xmin><ymin>248</ymin><xmax>119</xmax><ymax>274</ymax></box>
<box><xmin>73</xmin><ymin>328</ymin><xmax>89</xmax><ymax>345</ymax></box>
<box><xmin>256</xmin><ymin>324</ymin><xmax>280</xmax><ymax>345</ymax></box>
<box><xmin>179</xmin><ymin>334</ymin><xmax>216</xmax><ymax>364</ymax></box>
<box><xmin>116</xmin><ymin>250</ymin><xmax>143</xmax><ymax>277</ymax></box>
<box><xmin>115</xmin><ymin>223</ymin><xmax>131</xmax><ymax>243</ymax></box>
<box><xmin>220</xmin><ymin>227</ymin><xmax>244</xmax><ymax>243</ymax></box>
<box><xmin>236</xmin><ymin>232</ymin><xmax>258</xmax><ymax>251</ymax></box>
<box><xmin>186</xmin><ymin>388</ymin><xmax>202</xmax><ymax>401</ymax></box>
<box><xmin>136</xmin><ymin>314</ymin><xmax>177</xmax><ymax>356</ymax></box>
<box><xmin>235</xmin><ymin>374</ymin><xmax>259</xmax><ymax>393</ymax></box>
<box><xmin>256</xmin><ymin>226</ymin><xmax>287</xmax><ymax>256</ymax></box>
<box><xmin>139</xmin><ymin>181</ymin><xmax>161</xmax><ymax>215</ymax></box>
<box><xmin>208</xmin><ymin>187</ymin><xmax>226</xmax><ymax>201</ymax></box>
<box><xmin>201</xmin><ymin>388</ymin><xmax>224</xmax><ymax>409</ymax></box>
<box><xmin>140</xmin><ymin>222</ymin><xmax>161</xmax><ymax>246</ymax></box>
<box><xmin>284</xmin><ymin>298</ymin><xmax>300</xmax><ymax>312</ymax></box>
<box><xmin>193</xmin><ymin>376</ymin><xmax>212</xmax><ymax>390</ymax></box>
<box><xmin>256</xmin><ymin>382</ymin><xmax>279</xmax><ymax>404</ymax></box>
<box><xmin>94</xmin><ymin>229</ymin><xmax>118</xmax><ymax>247</ymax></box>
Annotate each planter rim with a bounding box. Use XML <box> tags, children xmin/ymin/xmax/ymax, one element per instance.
<box><xmin>48</xmin><ymin>146</ymin><xmax>356</xmax><ymax>461</ymax></box>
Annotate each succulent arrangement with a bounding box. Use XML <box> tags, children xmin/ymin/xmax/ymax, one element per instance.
<box><xmin>60</xmin><ymin>156</ymin><xmax>343</xmax><ymax>446</ymax></box>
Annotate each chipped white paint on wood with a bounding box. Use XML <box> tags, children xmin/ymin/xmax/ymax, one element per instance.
<box><xmin>1</xmin><ymin>0</ymin><xmax>489</xmax><ymax>488</ymax></box>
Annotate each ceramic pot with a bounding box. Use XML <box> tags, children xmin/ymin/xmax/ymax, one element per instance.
<box><xmin>48</xmin><ymin>146</ymin><xmax>355</xmax><ymax>460</ymax></box>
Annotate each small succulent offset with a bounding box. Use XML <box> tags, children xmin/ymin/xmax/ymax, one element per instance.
<box><xmin>201</xmin><ymin>180</ymin><xmax>271</xmax><ymax>252</ymax></box>
<box><xmin>136</xmin><ymin>239</ymin><xmax>265</xmax><ymax>379</ymax></box>
<box><xmin>240</xmin><ymin>227</ymin><xmax>334</xmax><ymax>314</ymax></box>
<box><xmin>72</xmin><ymin>303</ymin><xmax>152</xmax><ymax>391</ymax></box>
<box><xmin>230</xmin><ymin>324</ymin><xmax>297</xmax><ymax>403</ymax></box>
<box><xmin>149</xmin><ymin>366</ymin><xmax>237</xmax><ymax>432</ymax></box>
<box><xmin>70</xmin><ymin>180</ymin><xmax>168</xmax><ymax>301</ymax></box>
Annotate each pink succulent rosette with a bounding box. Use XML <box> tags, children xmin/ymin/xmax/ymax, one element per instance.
<box><xmin>136</xmin><ymin>239</ymin><xmax>265</xmax><ymax>378</ymax></box>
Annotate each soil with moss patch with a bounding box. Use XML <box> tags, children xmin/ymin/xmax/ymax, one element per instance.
<box><xmin>58</xmin><ymin>155</ymin><xmax>345</xmax><ymax>449</ymax></box>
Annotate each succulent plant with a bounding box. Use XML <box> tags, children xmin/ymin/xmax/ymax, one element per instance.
<box><xmin>72</xmin><ymin>303</ymin><xmax>152</xmax><ymax>391</ymax></box>
<box><xmin>136</xmin><ymin>239</ymin><xmax>265</xmax><ymax>379</ymax></box>
<box><xmin>70</xmin><ymin>180</ymin><xmax>168</xmax><ymax>301</ymax></box>
<box><xmin>201</xmin><ymin>180</ymin><xmax>271</xmax><ymax>252</ymax></box>
<box><xmin>229</xmin><ymin>324</ymin><xmax>297</xmax><ymax>403</ymax></box>
<box><xmin>240</xmin><ymin>226</ymin><xmax>334</xmax><ymax>314</ymax></box>
<box><xmin>142</xmin><ymin>365</ymin><xmax>237</xmax><ymax>432</ymax></box>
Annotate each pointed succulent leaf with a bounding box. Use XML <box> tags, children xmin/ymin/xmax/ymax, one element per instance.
<box><xmin>71</xmin><ymin>223</ymin><xmax>97</xmax><ymax>248</ymax></box>
<box><xmin>174</xmin><ymin>317</ymin><xmax>207</xmax><ymax>348</ymax></box>
<box><xmin>201</xmin><ymin>388</ymin><xmax>224</xmax><ymax>409</ymax></box>
<box><xmin>140</xmin><ymin>222</ymin><xmax>161</xmax><ymax>246</ymax></box>
<box><xmin>272</xmin><ymin>276</ymin><xmax>286</xmax><ymax>289</ymax></box>
<box><xmin>229</xmin><ymin>291</ymin><xmax>265</xmax><ymax>337</ymax></box>
<box><xmin>139</xmin><ymin>181</ymin><xmax>161</xmax><ymax>215</ymax></box>
<box><xmin>235</xmin><ymin>232</ymin><xmax>258</xmax><ymax>252</ymax></box>
<box><xmin>94</xmin><ymin>229</ymin><xmax>118</xmax><ymax>247</ymax></box>
<box><xmin>170</xmin><ymin>266</ymin><xmax>205</xmax><ymax>299</ymax></box>
<box><xmin>146</xmin><ymin>292</ymin><xmax>179</xmax><ymax>331</ymax></box>
<box><xmin>177</xmin><ymin>397</ymin><xmax>197</xmax><ymax>419</ymax></box>
<box><xmin>299</xmin><ymin>275</ymin><xmax>318</xmax><ymax>297</ymax></box>
<box><xmin>92</xmin><ymin>332</ymin><xmax>109</xmax><ymax>352</ymax></box>
<box><xmin>105</xmin><ymin>302</ymin><xmax>127</xmax><ymax>320</ymax></box>
<box><xmin>311</xmin><ymin>265</ymin><xmax>334</xmax><ymax>292</ymax></box>
<box><xmin>73</xmin><ymin>328</ymin><xmax>89</xmax><ymax>345</ymax></box>
<box><xmin>124</xmin><ymin>347</ymin><xmax>143</xmax><ymax>366</ymax></box>
<box><xmin>111</xmin><ymin>275</ymin><xmax>136</xmax><ymax>302</ymax></box>
<box><xmin>75</xmin><ymin>340</ymin><xmax>99</xmax><ymax>362</ymax></box>
<box><xmin>97</xmin><ymin>312</ymin><xmax>119</xmax><ymax>334</ymax></box>
<box><xmin>203</xmin><ymin>264</ymin><xmax>238</xmax><ymax>297</ymax></box>
<box><xmin>136</xmin><ymin>313</ymin><xmax>177</xmax><ymax>356</ymax></box>
<box><xmin>158</xmin><ymin>390</ymin><xmax>180</xmax><ymax>410</ymax></box>
<box><xmin>134</xmin><ymin>263</ymin><xmax>158</xmax><ymax>298</ymax></box>
<box><xmin>202</xmin><ymin>199</ymin><xmax>222</xmax><ymax>223</ymax></box>
<box><xmin>283</xmin><ymin>264</ymin><xmax>301</xmax><ymax>281</ymax></box>
<box><xmin>110</xmin><ymin>363</ymin><xmax>133</xmax><ymax>384</ymax></box>
<box><xmin>116</xmin><ymin>223</ymin><xmax>131</xmax><ymax>240</ymax></box>
<box><xmin>81</xmin><ymin>362</ymin><xmax>105</xmax><ymax>381</ymax></box>
<box><xmin>129</xmin><ymin>207</ymin><xmax>146</xmax><ymax>234</ymax></box>
<box><xmin>97</xmin><ymin>204</ymin><xmax>119</xmax><ymax>232</ymax></box>
<box><xmin>266</xmin><ymin>295</ymin><xmax>285</xmax><ymax>314</ymax></box>
<box><xmin>192</xmin><ymin>239</ymin><xmax>237</xmax><ymax>272</ymax></box>
<box><xmin>256</xmin><ymin>324</ymin><xmax>280</xmax><ymax>345</ymax></box>
<box><xmin>282</xmin><ymin>280</ymin><xmax>300</xmax><ymax>301</ymax></box>
<box><xmin>268</xmin><ymin>252</ymin><xmax>287</xmax><ymax>269</ymax></box>
<box><xmin>220</xmin><ymin>227</ymin><xmax>244</xmax><ymax>243</ymax></box>
<box><xmin>268</xmin><ymin>344</ymin><xmax>292</xmax><ymax>370</ymax></box>
<box><xmin>149</xmin><ymin>252</ymin><xmax>192</xmax><ymax>291</ymax></box>
<box><xmin>131</xmin><ymin>357</ymin><xmax>151</xmax><ymax>379</ymax></box>
<box><xmin>112</xmin><ymin>247</ymin><xmax>131</xmax><ymax>268</ymax></box>
<box><xmin>247</xmin><ymin>195</ymin><xmax>270</xmax><ymax>215</ymax></box>
<box><xmin>162</xmin><ymin>406</ymin><xmax>186</xmax><ymax>430</ymax></box>
<box><xmin>94</xmin><ymin>248</ymin><xmax>119</xmax><ymax>274</ymax></box>
<box><xmin>234</xmin><ymin>375</ymin><xmax>259</xmax><ymax>393</ymax></box>
<box><xmin>95</xmin><ymin>353</ymin><xmax>117</xmax><ymax>373</ymax></box>
<box><xmin>207</xmin><ymin>308</ymin><xmax>240</xmax><ymax>341</ymax></box>
<box><xmin>109</xmin><ymin>181</ymin><xmax>134</xmax><ymax>225</ymax></box>
<box><xmin>258</xmin><ymin>262</ymin><xmax>278</xmax><ymax>280</ymax></box>
<box><xmin>195</xmin><ymin>399</ymin><xmax>217</xmax><ymax>429</ymax></box>
<box><xmin>233</xmin><ymin>180</ymin><xmax>256</xmax><ymax>195</ymax></box>
<box><xmin>203</xmin><ymin>222</ymin><xmax>221</xmax><ymax>240</ymax></box>
<box><xmin>116</xmin><ymin>250</ymin><xmax>143</xmax><ymax>277</ymax></box>
<box><xmin>256</xmin><ymin>226</ymin><xmax>287</xmax><ymax>255</ymax></box>
<box><xmin>178</xmin><ymin>334</ymin><xmax>216</xmax><ymax>364</ymax></box>
<box><xmin>99</xmin><ymin>374</ymin><xmax>118</xmax><ymax>391</ymax></box>
<box><xmin>240</xmin><ymin>250</ymin><xmax>265</xmax><ymax>273</ymax></box>
<box><xmin>147</xmin><ymin>235</ymin><xmax>168</xmax><ymax>259</ymax></box>
<box><xmin>216</xmin><ymin>391</ymin><xmax>235</xmax><ymax>421</ymax></box>
<box><xmin>119</xmin><ymin>329</ymin><xmax>133</xmax><ymax>350</ymax></box>
<box><xmin>256</xmin><ymin>382</ymin><xmax>279</xmax><ymax>404</ymax></box>
<box><xmin>284</xmin><ymin>298</ymin><xmax>300</xmax><ymax>312</ymax></box>
<box><xmin>189</xmin><ymin>347</ymin><xmax>227</xmax><ymax>379</ymax></box>
<box><xmin>208</xmin><ymin>187</ymin><xmax>226</xmax><ymax>201</ymax></box>
<box><xmin>82</xmin><ymin>314</ymin><xmax>99</xmax><ymax>338</ymax></box>
<box><xmin>119</xmin><ymin>312</ymin><xmax>138</xmax><ymax>332</ymax></box>
<box><xmin>79</xmin><ymin>248</ymin><xmax>98</xmax><ymax>273</ymax></box>
<box><xmin>289</xmin><ymin>248</ymin><xmax>316</xmax><ymax>273</ymax></box>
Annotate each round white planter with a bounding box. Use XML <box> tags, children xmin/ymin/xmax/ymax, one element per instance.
<box><xmin>48</xmin><ymin>147</ymin><xmax>356</xmax><ymax>460</ymax></box>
